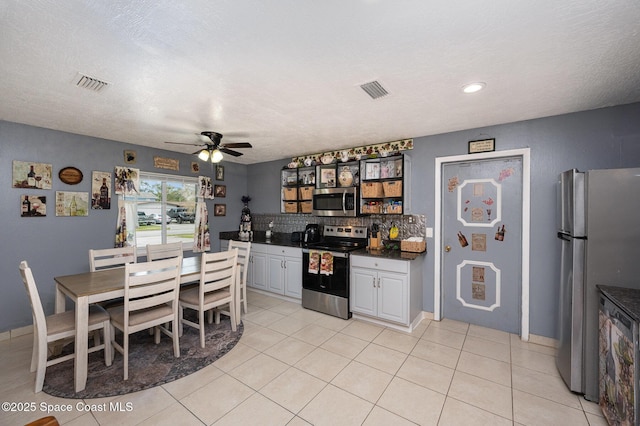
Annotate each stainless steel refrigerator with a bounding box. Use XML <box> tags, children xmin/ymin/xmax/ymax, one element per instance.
<box><xmin>556</xmin><ymin>168</ymin><xmax>640</xmax><ymax>401</ymax></box>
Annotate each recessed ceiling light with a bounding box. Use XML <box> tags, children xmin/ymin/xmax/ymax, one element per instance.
<box><xmin>462</xmin><ymin>82</ymin><xmax>486</xmax><ymax>94</ymax></box>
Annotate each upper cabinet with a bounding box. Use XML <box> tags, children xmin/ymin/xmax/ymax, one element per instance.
<box><xmin>360</xmin><ymin>154</ymin><xmax>411</xmax><ymax>215</ymax></box>
<box><xmin>281</xmin><ymin>153</ymin><xmax>410</xmax><ymax>216</ymax></box>
<box><xmin>281</xmin><ymin>166</ymin><xmax>315</xmax><ymax>214</ymax></box>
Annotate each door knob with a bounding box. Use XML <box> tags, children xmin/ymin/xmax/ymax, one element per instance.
<box><xmin>444</xmin><ymin>245</ymin><xmax>451</xmax><ymax>252</ymax></box>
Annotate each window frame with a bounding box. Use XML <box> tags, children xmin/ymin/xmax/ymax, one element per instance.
<box><xmin>131</xmin><ymin>171</ymin><xmax>199</xmax><ymax>255</ymax></box>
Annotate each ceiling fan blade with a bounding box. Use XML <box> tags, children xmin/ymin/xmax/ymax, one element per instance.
<box><xmin>165</xmin><ymin>141</ymin><xmax>204</xmax><ymax>147</ymax></box>
<box><xmin>223</xmin><ymin>142</ymin><xmax>252</xmax><ymax>149</ymax></box>
<box><xmin>219</xmin><ymin>147</ymin><xmax>243</xmax><ymax>157</ymax></box>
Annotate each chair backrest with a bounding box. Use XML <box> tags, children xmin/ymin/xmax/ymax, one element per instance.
<box><xmin>89</xmin><ymin>246</ymin><xmax>137</xmax><ymax>271</ymax></box>
<box><xmin>200</xmin><ymin>249</ymin><xmax>238</xmax><ymax>297</ymax></box>
<box><xmin>228</xmin><ymin>240</ymin><xmax>251</xmax><ymax>285</ymax></box>
<box><xmin>123</xmin><ymin>256</ymin><xmax>182</xmax><ymax>321</ymax></box>
<box><xmin>146</xmin><ymin>242</ymin><xmax>183</xmax><ymax>261</ymax></box>
<box><xmin>19</xmin><ymin>261</ymin><xmax>47</xmax><ymax>342</ymax></box>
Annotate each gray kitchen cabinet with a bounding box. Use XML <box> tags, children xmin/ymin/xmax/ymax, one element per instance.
<box><xmin>350</xmin><ymin>254</ymin><xmax>423</xmax><ymax>327</ymax></box>
<box><xmin>248</xmin><ymin>243</ymin><xmax>268</xmax><ymax>291</ymax></box>
<box><xmin>267</xmin><ymin>246</ymin><xmax>302</xmax><ymax>299</ymax></box>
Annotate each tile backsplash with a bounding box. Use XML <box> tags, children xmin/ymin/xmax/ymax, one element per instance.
<box><xmin>250</xmin><ymin>213</ymin><xmax>426</xmax><ymax>241</ymax></box>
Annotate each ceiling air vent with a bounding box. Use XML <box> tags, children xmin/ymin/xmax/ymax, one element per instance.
<box><xmin>360</xmin><ymin>80</ymin><xmax>389</xmax><ymax>100</ymax></box>
<box><xmin>74</xmin><ymin>72</ymin><xmax>110</xmax><ymax>93</ymax></box>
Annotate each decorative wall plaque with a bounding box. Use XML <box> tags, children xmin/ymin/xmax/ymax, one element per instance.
<box><xmin>154</xmin><ymin>156</ymin><xmax>179</xmax><ymax>171</ymax></box>
<box><xmin>58</xmin><ymin>167</ymin><xmax>83</xmax><ymax>185</ymax></box>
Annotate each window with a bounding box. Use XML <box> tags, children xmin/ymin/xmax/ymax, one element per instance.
<box><xmin>133</xmin><ymin>171</ymin><xmax>198</xmax><ymax>250</ymax></box>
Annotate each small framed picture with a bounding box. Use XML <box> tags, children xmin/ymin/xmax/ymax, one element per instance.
<box><xmin>215</xmin><ymin>185</ymin><xmax>226</xmax><ymax>197</ymax></box>
<box><xmin>191</xmin><ymin>162</ymin><xmax>200</xmax><ymax>173</ymax></box>
<box><xmin>364</xmin><ymin>162</ymin><xmax>380</xmax><ymax>180</ymax></box>
<box><xmin>21</xmin><ymin>195</ymin><xmax>47</xmax><ymax>217</ymax></box>
<box><xmin>214</xmin><ymin>204</ymin><xmax>226</xmax><ymax>216</ymax></box>
<box><xmin>216</xmin><ymin>165</ymin><xmax>224</xmax><ymax>181</ymax></box>
<box><xmin>124</xmin><ymin>150</ymin><xmax>137</xmax><ymax>164</ymax></box>
<box><xmin>468</xmin><ymin>138</ymin><xmax>495</xmax><ymax>154</ymax></box>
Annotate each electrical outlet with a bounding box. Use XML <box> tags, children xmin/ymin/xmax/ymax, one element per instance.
<box><xmin>408</xmin><ymin>215</ymin><xmax>414</xmax><ymax>223</ymax></box>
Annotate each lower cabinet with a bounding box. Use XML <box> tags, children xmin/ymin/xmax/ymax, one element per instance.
<box><xmin>267</xmin><ymin>246</ymin><xmax>302</xmax><ymax>299</ymax></box>
<box><xmin>350</xmin><ymin>254</ymin><xmax>423</xmax><ymax>326</ymax></box>
<box><xmin>248</xmin><ymin>243</ymin><xmax>268</xmax><ymax>291</ymax></box>
<box><xmin>246</xmin><ymin>243</ymin><xmax>302</xmax><ymax>299</ymax></box>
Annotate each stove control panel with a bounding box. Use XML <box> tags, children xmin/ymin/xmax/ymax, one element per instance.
<box><xmin>323</xmin><ymin>225</ymin><xmax>368</xmax><ymax>239</ymax></box>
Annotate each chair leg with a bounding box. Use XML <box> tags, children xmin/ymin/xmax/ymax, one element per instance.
<box><xmin>207</xmin><ymin>309</ymin><xmax>213</xmax><ymax>324</ymax></box>
<box><xmin>123</xmin><ymin>334</ymin><xmax>129</xmax><ymax>381</ymax></box>
<box><xmin>109</xmin><ymin>324</ymin><xmax>116</xmax><ymax>363</ymax></box>
<box><xmin>30</xmin><ymin>328</ymin><xmax>38</xmax><ymax>373</ymax></box>
<box><xmin>172</xmin><ymin>315</ymin><xmax>180</xmax><ymax>358</ymax></box>
<box><xmin>34</xmin><ymin>339</ymin><xmax>47</xmax><ymax>393</ymax></box>
<box><xmin>179</xmin><ymin>305</ymin><xmax>184</xmax><ymax>337</ymax></box>
<box><xmin>199</xmin><ymin>309</ymin><xmax>206</xmax><ymax>349</ymax></box>
<box><xmin>154</xmin><ymin>326</ymin><xmax>161</xmax><ymax>344</ymax></box>
<box><xmin>103</xmin><ymin>321</ymin><xmax>112</xmax><ymax>367</ymax></box>
<box><xmin>242</xmin><ymin>284</ymin><xmax>248</xmax><ymax>314</ymax></box>
<box><xmin>230</xmin><ymin>298</ymin><xmax>237</xmax><ymax>333</ymax></box>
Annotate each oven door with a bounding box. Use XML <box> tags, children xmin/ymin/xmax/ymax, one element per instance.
<box><xmin>302</xmin><ymin>249</ymin><xmax>349</xmax><ymax>298</ymax></box>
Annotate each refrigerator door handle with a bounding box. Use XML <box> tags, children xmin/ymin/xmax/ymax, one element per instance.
<box><xmin>558</xmin><ymin>232</ymin><xmax>571</xmax><ymax>241</ymax></box>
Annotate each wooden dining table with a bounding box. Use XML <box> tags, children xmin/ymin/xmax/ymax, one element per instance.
<box><xmin>54</xmin><ymin>255</ymin><xmax>241</xmax><ymax>392</ymax></box>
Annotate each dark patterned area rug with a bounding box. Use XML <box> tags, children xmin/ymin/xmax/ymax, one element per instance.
<box><xmin>43</xmin><ymin>315</ymin><xmax>243</xmax><ymax>399</ymax></box>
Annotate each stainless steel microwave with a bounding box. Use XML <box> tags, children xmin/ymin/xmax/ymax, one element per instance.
<box><xmin>312</xmin><ymin>187</ymin><xmax>358</xmax><ymax>217</ymax></box>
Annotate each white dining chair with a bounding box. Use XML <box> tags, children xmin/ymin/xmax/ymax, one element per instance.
<box><xmin>228</xmin><ymin>240</ymin><xmax>251</xmax><ymax>314</ymax></box>
<box><xmin>179</xmin><ymin>249</ymin><xmax>238</xmax><ymax>348</ymax></box>
<box><xmin>19</xmin><ymin>261</ymin><xmax>112</xmax><ymax>393</ymax></box>
<box><xmin>146</xmin><ymin>242</ymin><xmax>183</xmax><ymax>261</ymax></box>
<box><xmin>108</xmin><ymin>256</ymin><xmax>182</xmax><ymax>380</ymax></box>
<box><xmin>89</xmin><ymin>246</ymin><xmax>137</xmax><ymax>271</ymax></box>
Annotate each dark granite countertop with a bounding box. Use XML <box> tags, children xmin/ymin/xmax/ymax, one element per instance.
<box><xmin>219</xmin><ymin>231</ymin><xmax>426</xmax><ymax>261</ymax></box>
<box><xmin>219</xmin><ymin>231</ymin><xmax>307</xmax><ymax>248</ymax></box>
<box><xmin>597</xmin><ymin>285</ymin><xmax>640</xmax><ymax>323</ymax></box>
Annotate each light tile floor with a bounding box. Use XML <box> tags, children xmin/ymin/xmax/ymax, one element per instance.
<box><xmin>0</xmin><ymin>290</ymin><xmax>608</xmax><ymax>425</ymax></box>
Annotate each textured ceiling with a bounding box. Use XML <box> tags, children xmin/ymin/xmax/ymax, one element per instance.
<box><xmin>1</xmin><ymin>0</ymin><xmax>640</xmax><ymax>164</ymax></box>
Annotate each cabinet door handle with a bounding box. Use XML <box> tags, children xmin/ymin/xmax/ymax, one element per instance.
<box><xmin>372</xmin><ymin>277</ymin><xmax>376</xmax><ymax>288</ymax></box>
<box><xmin>283</xmin><ymin>260</ymin><xmax>287</xmax><ymax>269</ymax></box>
<box><xmin>377</xmin><ymin>277</ymin><xmax>381</xmax><ymax>288</ymax></box>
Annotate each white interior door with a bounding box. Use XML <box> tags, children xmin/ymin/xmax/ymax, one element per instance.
<box><xmin>436</xmin><ymin>150</ymin><xmax>530</xmax><ymax>335</ymax></box>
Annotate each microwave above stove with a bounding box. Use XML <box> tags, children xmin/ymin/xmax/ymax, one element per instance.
<box><xmin>312</xmin><ymin>187</ymin><xmax>358</xmax><ymax>217</ymax></box>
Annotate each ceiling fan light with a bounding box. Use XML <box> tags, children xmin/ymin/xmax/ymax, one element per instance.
<box><xmin>198</xmin><ymin>149</ymin><xmax>210</xmax><ymax>161</ymax></box>
<box><xmin>211</xmin><ymin>149</ymin><xmax>223</xmax><ymax>163</ymax></box>
<box><xmin>462</xmin><ymin>82</ymin><xmax>486</xmax><ymax>94</ymax></box>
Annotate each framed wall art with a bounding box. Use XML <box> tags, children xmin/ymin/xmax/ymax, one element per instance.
<box><xmin>21</xmin><ymin>195</ymin><xmax>47</xmax><ymax>217</ymax></box>
<box><xmin>114</xmin><ymin>166</ymin><xmax>140</xmax><ymax>195</ymax></box>
<box><xmin>12</xmin><ymin>161</ymin><xmax>52</xmax><ymax>189</ymax></box>
<box><xmin>214</xmin><ymin>185</ymin><xmax>226</xmax><ymax>197</ymax></box>
<box><xmin>198</xmin><ymin>176</ymin><xmax>214</xmax><ymax>199</ymax></box>
<box><xmin>55</xmin><ymin>191</ymin><xmax>89</xmax><ymax>216</ymax></box>
<box><xmin>92</xmin><ymin>171</ymin><xmax>112</xmax><ymax>209</ymax></box>
<box><xmin>215</xmin><ymin>165</ymin><xmax>224</xmax><ymax>181</ymax></box>
<box><xmin>124</xmin><ymin>150</ymin><xmax>137</xmax><ymax>164</ymax></box>
<box><xmin>468</xmin><ymin>138</ymin><xmax>495</xmax><ymax>154</ymax></box>
<box><xmin>214</xmin><ymin>204</ymin><xmax>226</xmax><ymax>216</ymax></box>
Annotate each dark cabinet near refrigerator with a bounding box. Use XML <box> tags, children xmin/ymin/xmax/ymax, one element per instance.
<box><xmin>598</xmin><ymin>285</ymin><xmax>640</xmax><ymax>426</ymax></box>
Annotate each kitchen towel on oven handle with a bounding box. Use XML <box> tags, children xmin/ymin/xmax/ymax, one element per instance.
<box><xmin>320</xmin><ymin>251</ymin><xmax>334</xmax><ymax>275</ymax></box>
<box><xmin>308</xmin><ymin>251</ymin><xmax>320</xmax><ymax>274</ymax></box>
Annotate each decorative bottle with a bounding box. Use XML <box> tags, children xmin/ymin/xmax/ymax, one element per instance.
<box><xmin>27</xmin><ymin>165</ymin><xmax>36</xmax><ymax>187</ymax></box>
<box><xmin>70</xmin><ymin>196</ymin><xmax>77</xmax><ymax>216</ymax></box>
<box><xmin>22</xmin><ymin>196</ymin><xmax>31</xmax><ymax>216</ymax></box>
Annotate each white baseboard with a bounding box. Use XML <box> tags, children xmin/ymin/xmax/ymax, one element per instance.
<box><xmin>0</xmin><ymin>324</ymin><xmax>34</xmax><ymax>342</ymax></box>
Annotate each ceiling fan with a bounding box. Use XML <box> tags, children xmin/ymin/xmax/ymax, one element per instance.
<box><xmin>165</xmin><ymin>131</ymin><xmax>252</xmax><ymax>163</ymax></box>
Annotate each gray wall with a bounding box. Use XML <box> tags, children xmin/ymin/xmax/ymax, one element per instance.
<box><xmin>247</xmin><ymin>103</ymin><xmax>640</xmax><ymax>339</ymax></box>
<box><xmin>2</xmin><ymin>103</ymin><xmax>639</xmax><ymax>337</ymax></box>
<box><xmin>0</xmin><ymin>121</ymin><xmax>248</xmax><ymax>332</ymax></box>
